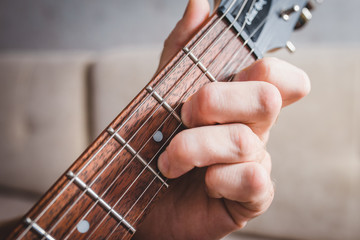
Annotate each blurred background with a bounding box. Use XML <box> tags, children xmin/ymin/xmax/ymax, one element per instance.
<box><xmin>0</xmin><ymin>0</ymin><xmax>359</xmax><ymax>50</ymax></box>
<box><xmin>0</xmin><ymin>0</ymin><xmax>359</xmax><ymax>239</ymax></box>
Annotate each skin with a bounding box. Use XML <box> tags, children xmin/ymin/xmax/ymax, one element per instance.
<box><xmin>133</xmin><ymin>0</ymin><xmax>311</xmax><ymax>239</ymax></box>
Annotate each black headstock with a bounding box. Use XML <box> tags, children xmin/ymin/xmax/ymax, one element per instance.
<box><xmin>217</xmin><ymin>0</ymin><xmax>317</xmax><ymax>59</ymax></box>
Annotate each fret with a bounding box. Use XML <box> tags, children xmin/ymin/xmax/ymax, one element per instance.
<box><xmin>66</xmin><ymin>171</ymin><xmax>136</xmax><ymax>233</ymax></box>
<box><xmin>24</xmin><ymin>218</ymin><xmax>55</xmax><ymax>240</ymax></box>
<box><xmin>107</xmin><ymin>127</ymin><xmax>169</xmax><ymax>188</ymax></box>
<box><xmin>183</xmin><ymin>47</ymin><xmax>217</xmax><ymax>82</ymax></box>
<box><xmin>145</xmin><ymin>86</ymin><xmax>182</xmax><ymax>123</ymax></box>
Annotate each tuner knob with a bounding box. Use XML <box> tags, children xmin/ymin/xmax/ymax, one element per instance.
<box><xmin>286</xmin><ymin>41</ymin><xmax>296</xmax><ymax>53</ymax></box>
<box><xmin>280</xmin><ymin>5</ymin><xmax>300</xmax><ymax>21</ymax></box>
<box><xmin>295</xmin><ymin>7</ymin><xmax>313</xmax><ymax>29</ymax></box>
<box><xmin>301</xmin><ymin>7</ymin><xmax>313</xmax><ymax>22</ymax></box>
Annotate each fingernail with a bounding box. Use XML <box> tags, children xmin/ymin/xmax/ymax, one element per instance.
<box><xmin>181</xmin><ymin>101</ymin><xmax>192</xmax><ymax>126</ymax></box>
<box><xmin>158</xmin><ymin>151</ymin><xmax>169</xmax><ymax>176</ymax></box>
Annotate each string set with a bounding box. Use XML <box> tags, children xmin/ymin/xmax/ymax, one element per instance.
<box><xmin>15</xmin><ymin>0</ymin><xmax>273</xmax><ymax>239</ymax></box>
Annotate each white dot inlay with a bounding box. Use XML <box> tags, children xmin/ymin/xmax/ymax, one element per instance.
<box><xmin>153</xmin><ymin>130</ymin><xmax>163</xmax><ymax>142</ymax></box>
<box><xmin>77</xmin><ymin>220</ymin><xmax>90</xmax><ymax>233</ymax></box>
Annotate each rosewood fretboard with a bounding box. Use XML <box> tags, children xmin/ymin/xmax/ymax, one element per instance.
<box><xmin>7</xmin><ymin>11</ymin><xmax>256</xmax><ymax>240</ymax></box>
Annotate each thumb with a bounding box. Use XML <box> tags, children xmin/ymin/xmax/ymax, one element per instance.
<box><xmin>158</xmin><ymin>0</ymin><xmax>210</xmax><ymax>70</ymax></box>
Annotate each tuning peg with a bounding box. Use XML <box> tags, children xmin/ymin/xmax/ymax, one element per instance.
<box><xmin>295</xmin><ymin>6</ymin><xmax>313</xmax><ymax>29</ymax></box>
<box><xmin>280</xmin><ymin>5</ymin><xmax>300</xmax><ymax>21</ymax></box>
<box><xmin>286</xmin><ymin>41</ymin><xmax>296</xmax><ymax>53</ymax></box>
<box><xmin>301</xmin><ymin>7</ymin><xmax>312</xmax><ymax>22</ymax></box>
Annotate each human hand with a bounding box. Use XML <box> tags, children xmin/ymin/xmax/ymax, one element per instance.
<box><xmin>134</xmin><ymin>0</ymin><xmax>310</xmax><ymax>239</ymax></box>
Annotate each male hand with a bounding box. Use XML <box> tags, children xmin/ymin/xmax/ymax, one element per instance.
<box><xmin>134</xmin><ymin>0</ymin><xmax>310</xmax><ymax>239</ymax></box>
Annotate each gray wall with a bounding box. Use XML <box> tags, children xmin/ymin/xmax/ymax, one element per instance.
<box><xmin>0</xmin><ymin>0</ymin><xmax>359</xmax><ymax>51</ymax></box>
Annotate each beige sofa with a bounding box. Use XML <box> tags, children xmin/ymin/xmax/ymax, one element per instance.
<box><xmin>0</xmin><ymin>46</ymin><xmax>359</xmax><ymax>240</ymax></box>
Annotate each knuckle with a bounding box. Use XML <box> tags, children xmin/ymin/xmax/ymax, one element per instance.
<box><xmin>257</xmin><ymin>82</ymin><xmax>282</xmax><ymax>119</ymax></box>
<box><xmin>205</xmin><ymin>165</ymin><xmax>227</xmax><ymax>199</ymax></box>
<box><xmin>196</xmin><ymin>83</ymin><xmax>221</xmax><ymax>119</ymax></box>
<box><xmin>244</xmin><ymin>163</ymin><xmax>269</xmax><ymax>202</ymax></box>
<box><xmin>204</xmin><ymin>166</ymin><xmax>217</xmax><ymax>193</ymax></box>
<box><xmin>229</xmin><ymin>124</ymin><xmax>258</xmax><ymax>158</ymax></box>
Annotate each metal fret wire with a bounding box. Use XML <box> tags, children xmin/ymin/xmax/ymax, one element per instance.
<box><xmin>17</xmin><ymin>1</ymin><xmax>239</xmax><ymax>239</ymax></box>
<box><xmin>41</xmin><ymin>2</ymin><xmax>246</xmax><ymax>239</ymax></box>
<box><xmin>63</xmin><ymin>1</ymin><xmax>253</xmax><ymax>239</ymax></box>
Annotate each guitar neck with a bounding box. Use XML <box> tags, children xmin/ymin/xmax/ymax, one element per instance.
<box><xmin>8</xmin><ymin>11</ymin><xmax>256</xmax><ymax>240</ymax></box>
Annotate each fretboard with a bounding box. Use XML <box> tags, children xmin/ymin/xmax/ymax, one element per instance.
<box><xmin>7</xmin><ymin>11</ymin><xmax>256</xmax><ymax>240</ymax></box>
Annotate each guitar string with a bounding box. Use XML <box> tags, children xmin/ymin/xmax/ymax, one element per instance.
<box><xmin>115</xmin><ymin>16</ymin><xmax>275</xmax><ymax>240</ymax></box>
<box><xmin>224</xmin><ymin>15</ymin><xmax>270</xmax><ymax>83</ymax></box>
<box><xmin>233</xmin><ymin>24</ymin><xmax>273</xmax><ymax>73</ymax></box>
<box><xmin>219</xmin><ymin>12</ymin><xmax>270</xmax><ymax>82</ymax></box>
<box><xmin>63</xmin><ymin>1</ymin><xmax>254</xmax><ymax>239</ymax></box>
<box><xmin>121</xmin><ymin>178</ymin><xmax>168</xmax><ymax>240</ymax></box>
<box><xmin>17</xmin><ymin>1</ymin><xmax>239</xmax><ymax>239</ymax></box>
<box><xmin>43</xmin><ymin>2</ymin><xmax>247</xmax><ymax>239</ymax></box>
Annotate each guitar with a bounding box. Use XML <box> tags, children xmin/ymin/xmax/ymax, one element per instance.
<box><xmin>6</xmin><ymin>0</ymin><xmax>316</xmax><ymax>239</ymax></box>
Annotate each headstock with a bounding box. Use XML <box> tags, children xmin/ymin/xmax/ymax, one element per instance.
<box><xmin>216</xmin><ymin>0</ymin><xmax>318</xmax><ymax>58</ymax></box>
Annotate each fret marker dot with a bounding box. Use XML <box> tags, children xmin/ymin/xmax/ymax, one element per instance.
<box><xmin>77</xmin><ymin>220</ymin><xmax>90</xmax><ymax>233</ymax></box>
<box><xmin>153</xmin><ymin>131</ymin><xmax>163</xmax><ymax>142</ymax></box>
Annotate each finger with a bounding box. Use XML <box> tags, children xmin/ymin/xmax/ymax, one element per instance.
<box><xmin>158</xmin><ymin>124</ymin><xmax>266</xmax><ymax>178</ymax></box>
<box><xmin>158</xmin><ymin>0</ymin><xmax>210</xmax><ymax>70</ymax></box>
<box><xmin>234</xmin><ymin>57</ymin><xmax>311</xmax><ymax>107</ymax></box>
<box><xmin>205</xmin><ymin>162</ymin><xmax>274</xmax><ymax>222</ymax></box>
<box><xmin>181</xmin><ymin>81</ymin><xmax>282</xmax><ymax>138</ymax></box>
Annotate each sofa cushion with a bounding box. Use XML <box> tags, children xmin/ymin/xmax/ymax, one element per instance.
<box><xmin>0</xmin><ymin>52</ymin><xmax>91</xmax><ymax>194</ymax></box>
